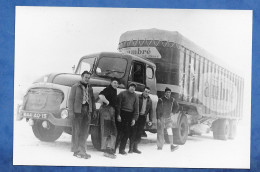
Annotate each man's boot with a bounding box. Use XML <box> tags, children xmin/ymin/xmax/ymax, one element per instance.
<box><xmin>133</xmin><ymin>143</ymin><xmax>141</xmax><ymax>154</ymax></box>
<box><xmin>128</xmin><ymin>141</ymin><xmax>134</xmax><ymax>153</ymax></box>
<box><xmin>168</xmin><ymin>135</ymin><xmax>179</xmax><ymax>152</ymax></box>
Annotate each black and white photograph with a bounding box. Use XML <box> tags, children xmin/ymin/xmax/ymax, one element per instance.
<box><xmin>13</xmin><ymin>7</ymin><xmax>252</xmax><ymax>169</ymax></box>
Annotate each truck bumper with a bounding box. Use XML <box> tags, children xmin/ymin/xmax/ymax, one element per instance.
<box><xmin>20</xmin><ymin>110</ymin><xmax>72</xmax><ymax>127</ymax></box>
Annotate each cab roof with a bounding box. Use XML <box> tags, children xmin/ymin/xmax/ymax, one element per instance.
<box><xmin>80</xmin><ymin>52</ymin><xmax>156</xmax><ymax>68</ymax></box>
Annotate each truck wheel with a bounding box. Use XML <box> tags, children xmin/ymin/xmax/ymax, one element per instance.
<box><xmin>90</xmin><ymin>125</ymin><xmax>101</xmax><ymax>150</ymax></box>
<box><xmin>229</xmin><ymin>120</ymin><xmax>237</xmax><ymax>140</ymax></box>
<box><xmin>32</xmin><ymin>120</ymin><xmax>63</xmax><ymax>142</ymax></box>
<box><xmin>213</xmin><ymin>119</ymin><xmax>230</xmax><ymax>140</ymax></box>
<box><xmin>173</xmin><ymin>115</ymin><xmax>188</xmax><ymax>145</ymax></box>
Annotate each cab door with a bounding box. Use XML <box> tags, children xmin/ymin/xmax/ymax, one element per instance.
<box><xmin>128</xmin><ymin>61</ymin><xmax>146</xmax><ymax>92</ymax></box>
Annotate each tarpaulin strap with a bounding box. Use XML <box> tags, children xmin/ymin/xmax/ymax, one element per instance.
<box><xmin>147</xmin><ymin>40</ymin><xmax>153</xmax><ymax>46</ymax></box>
<box><xmin>162</xmin><ymin>41</ymin><xmax>169</xmax><ymax>47</ymax></box>
<box><xmin>139</xmin><ymin>40</ymin><xmax>145</xmax><ymax>46</ymax></box>
<box><xmin>133</xmin><ymin>40</ymin><xmax>138</xmax><ymax>46</ymax></box>
<box><xmin>153</xmin><ymin>39</ymin><xmax>160</xmax><ymax>46</ymax></box>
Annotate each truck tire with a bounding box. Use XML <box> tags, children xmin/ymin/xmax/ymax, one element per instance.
<box><xmin>229</xmin><ymin>120</ymin><xmax>237</xmax><ymax>140</ymax></box>
<box><xmin>213</xmin><ymin>119</ymin><xmax>230</xmax><ymax>140</ymax></box>
<box><xmin>90</xmin><ymin>125</ymin><xmax>101</xmax><ymax>150</ymax></box>
<box><xmin>172</xmin><ymin>115</ymin><xmax>188</xmax><ymax>145</ymax></box>
<box><xmin>32</xmin><ymin>120</ymin><xmax>63</xmax><ymax>142</ymax></box>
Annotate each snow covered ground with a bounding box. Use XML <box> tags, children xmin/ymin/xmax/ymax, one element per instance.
<box><xmin>13</xmin><ymin>118</ymin><xmax>250</xmax><ymax>169</ymax></box>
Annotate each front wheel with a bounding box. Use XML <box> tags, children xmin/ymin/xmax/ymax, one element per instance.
<box><xmin>32</xmin><ymin>120</ymin><xmax>63</xmax><ymax>142</ymax></box>
<box><xmin>172</xmin><ymin>115</ymin><xmax>188</xmax><ymax>145</ymax></box>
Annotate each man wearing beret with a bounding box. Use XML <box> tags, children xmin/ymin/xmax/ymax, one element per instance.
<box><xmin>115</xmin><ymin>82</ymin><xmax>139</xmax><ymax>155</ymax></box>
<box><xmin>156</xmin><ymin>87</ymin><xmax>179</xmax><ymax>152</ymax></box>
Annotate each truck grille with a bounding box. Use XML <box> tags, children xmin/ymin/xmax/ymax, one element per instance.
<box><xmin>23</xmin><ymin>88</ymin><xmax>64</xmax><ymax>114</ymax></box>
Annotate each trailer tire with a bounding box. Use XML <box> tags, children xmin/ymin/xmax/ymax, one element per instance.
<box><xmin>213</xmin><ymin>119</ymin><xmax>230</xmax><ymax>140</ymax></box>
<box><xmin>91</xmin><ymin>125</ymin><xmax>101</xmax><ymax>150</ymax></box>
<box><xmin>229</xmin><ymin>120</ymin><xmax>237</xmax><ymax>140</ymax></box>
<box><xmin>172</xmin><ymin>115</ymin><xmax>188</xmax><ymax>145</ymax></box>
<box><xmin>32</xmin><ymin>120</ymin><xmax>63</xmax><ymax>142</ymax></box>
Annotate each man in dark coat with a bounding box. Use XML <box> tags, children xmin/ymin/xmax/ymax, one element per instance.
<box><xmin>115</xmin><ymin>82</ymin><xmax>139</xmax><ymax>155</ymax></box>
<box><xmin>98</xmin><ymin>77</ymin><xmax>119</xmax><ymax>159</ymax></box>
<box><xmin>68</xmin><ymin>71</ymin><xmax>96</xmax><ymax>159</ymax></box>
<box><xmin>129</xmin><ymin>86</ymin><xmax>153</xmax><ymax>154</ymax></box>
<box><xmin>156</xmin><ymin>87</ymin><xmax>179</xmax><ymax>152</ymax></box>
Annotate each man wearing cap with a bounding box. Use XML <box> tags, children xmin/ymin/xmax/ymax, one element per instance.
<box><xmin>156</xmin><ymin>87</ymin><xmax>179</xmax><ymax>152</ymax></box>
<box><xmin>68</xmin><ymin>71</ymin><xmax>96</xmax><ymax>159</ymax></box>
<box><xmin>115</xmin><ymin>82</ymin><xmax>139</xmax><ymax>155</ymax></box>
<box><xmin>98</xmin><ymin>77</ymin><xmax>120</xmax><ymax>159</ymax></box>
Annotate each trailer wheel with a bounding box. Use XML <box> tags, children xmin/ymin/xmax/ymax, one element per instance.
<box><xmin>32</xmin><ymin>120</ymin><xmax>63</xmax><ymax>142</ymax></box>
<box><xmin>90</xmin><ymin>125</ymin><xmax>101</xmax><ymax>150</ymax></box>
<box><xmin>229</xmin><ymin>120</ymin><xmax>237</xmax><ymax>140</ymax></box>
<box><xmin>173</xmin><ymin>115</ymin><xmax>188</xmax><ymax>145</ymax></box>
<box><xmin>213</xmin><ymin>119</ymin><xmax>230</xmax><ymax>140</ymax></box>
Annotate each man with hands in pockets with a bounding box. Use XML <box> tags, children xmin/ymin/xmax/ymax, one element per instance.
<box><xmin>115</xmin><ymin>82</ymin><xmax>139</xmax><ymax>155</ymax></box>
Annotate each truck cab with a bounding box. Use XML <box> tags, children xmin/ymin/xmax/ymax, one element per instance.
<box><xmin>16</xmin><ymin>52</ymin><xmax>158</xmax><ymax>148</ymax></box>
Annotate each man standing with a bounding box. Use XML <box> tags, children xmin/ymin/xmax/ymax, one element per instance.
<box><xmin>156</xmin><ymin>87</ymin><xmax>179</xmax><ymax>152</ymax></box>
<box><xmin>68</xmin><ymin>71</ymin><xmax>96</xmax><ymax>159</ymax></box>
<box><xmin>129</xmin><ymin>86</ymin><xmax>153</xmax><ymax>154</ymax></box>
<box><xmin>116</xmin><ymin>82</ymin><xmax>139</xmax><ymax>155</ymax></box>
<box><xmin>98</xmin><ymin>77</ymin><xmax>119</xmax><ymax>159</ymax></box>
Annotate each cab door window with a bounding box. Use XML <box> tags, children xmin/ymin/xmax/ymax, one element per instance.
<box><xmin>129</xmin><ymin>62</ymin><xmax>146</xmax><ymax>91</ymax></box>
<box><xmin>131</xmin><ymin>62</ymin><xmax>145</xmax><ymax>84</ymax></box>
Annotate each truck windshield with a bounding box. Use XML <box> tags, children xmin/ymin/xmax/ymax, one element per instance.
<box><xmin>76</xmin><ymin>57</ymin><xmax>96</xmax><ymax>74</ymax></box>
<box><xmin>96</xmin><ymin>57</ymin><xmax>127</xmax><ymax>78</ymax></box>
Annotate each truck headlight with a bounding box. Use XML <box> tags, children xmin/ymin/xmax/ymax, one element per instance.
<box><xmin>95</xmin><ymin>102</ymin><xmax>102</xmax><ymax>109</ymax></box>
<box><xmin>61</xmin><ymin>109</ymin><xmax>69</xmax><ymax>119</ymax></box>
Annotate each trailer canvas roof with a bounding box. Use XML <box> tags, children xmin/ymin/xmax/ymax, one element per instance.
<box><xmin>119</xmin><ymin>28</ymin><xmax>240</xmax><ymax>77</ymax></box>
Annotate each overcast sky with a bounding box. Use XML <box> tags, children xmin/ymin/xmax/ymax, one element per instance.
<box><xmin>14</xmin><ymin>7</ymin><xmax>252</xmax><ymax>108</ymax></box>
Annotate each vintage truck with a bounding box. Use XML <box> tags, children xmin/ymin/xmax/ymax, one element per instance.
<box><xmin>16</xmin><ymin>29</ymin><xmax>244</xmax><ymax>149</ymax></box>
<box><xmin>16</xmin><ymin>52</ymin><xmax>161</xmax><ymax>149</ymax></box>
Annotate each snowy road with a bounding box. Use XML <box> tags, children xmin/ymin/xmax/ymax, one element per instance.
<box><xmin>13</xmin><ymin>119</ymin><xmax>250</xmax><ymax>169</ymax></box>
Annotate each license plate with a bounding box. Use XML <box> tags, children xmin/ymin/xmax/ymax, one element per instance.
<box><xmin>23</xmin><ymin>112</ymin><xmax>48</xmax><ymax>119</ymax></box>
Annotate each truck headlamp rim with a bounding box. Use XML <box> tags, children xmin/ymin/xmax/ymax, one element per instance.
<box><xmin>61</xmin><ymin>109</ymin><xmax>69</xmax><ymax>119</ymax></box>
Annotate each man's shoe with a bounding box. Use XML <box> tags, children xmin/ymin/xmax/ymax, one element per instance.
<box><xmin>170</xmin><ymin>145</ymin><xmax>179</xmax><ymax>152</ymax></box>
<box><xmin>104</xmin><ymin>152</ymin><xmax>116</xmax><ymax>159</ymax></box>
<box><xmin>128</xmin><ymin>149</ymin><xmax>134</xmax><ymax>153</ymax></box>
<box><xmin>133</xmin><ymin>149</ymin><xmax>142</xmax><ymax>154</ymax></box>
<box><xmin>119</xmin><ymin>150</ymin><xmax>127</xmax><ymax>155</ymax></box>
<box><xmin>157</xmin><ymin>147</ymin><xmax>162</xmax><ymax>150</ymax></box>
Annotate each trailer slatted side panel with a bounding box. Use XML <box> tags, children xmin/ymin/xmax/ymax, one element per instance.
<box><xmin>184</xmin><ymin>49</ymin><xmax>190</xmax><ymax>102</ymax></box>
<box><xmin>216</xmin><ymin>66</ymin><xmax>220</xmax><ymax>116</ymax></box>
<box><xmin>189</xmin><ymin>53</ymin><xmax>195</xmax><ymax>102</ymax></box>
<box><xmin>199</xmin><ymin>58</ymin><xmax>205</xmax><ymax>106</ymax></box>
<box><xmin>194</xmin><ymin>54</ymin><xmax>200</xmax><ymax>103</ymax></box>
<box><xmin>179</xmin><ymin>47</ymin><xmax>185</xmax><ymax>101</ymax></box>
